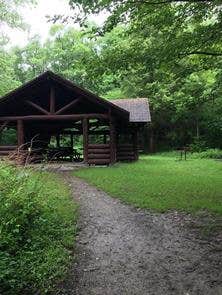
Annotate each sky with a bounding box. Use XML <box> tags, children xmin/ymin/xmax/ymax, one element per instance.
<box><xmin>7</xmin><ymin>0</ymin><xmax>106</xmax><ymax>47</ymax></box>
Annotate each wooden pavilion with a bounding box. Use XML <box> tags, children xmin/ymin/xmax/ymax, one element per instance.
<box><xmin>0</xmin><ymin>71</ymin><xmax>151</xmax><ymax>165</ymax></box>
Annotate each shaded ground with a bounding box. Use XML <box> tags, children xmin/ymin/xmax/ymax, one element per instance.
<box><xmin>59</xmin><ymin>173</ymin><xmax>222</xmax><ymax>295</ymax></box>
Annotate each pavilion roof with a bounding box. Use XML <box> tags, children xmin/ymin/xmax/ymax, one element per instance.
<box><xmin>110</xmin><ymin>98</ymin><xmax>151</xmax><ymax>122</ymax></box>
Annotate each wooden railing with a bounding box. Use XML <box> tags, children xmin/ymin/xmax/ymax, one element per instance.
<box><xmin>0</xmin><ymin>146</ymin><xmax>17</xmax><ymax>156</ymax></box>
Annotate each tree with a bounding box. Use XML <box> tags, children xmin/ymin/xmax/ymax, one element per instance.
<box><xmin>12</xmin><ymin>25</ymin><xmax>123</xmax><ymax>95</ymax></box>
<box><xmin>69</xmin><ymin>0</ymin><xmax>222</xmax><ymax>57</ymax></box>
<box><xmin>0</xmin><ymin>0</ymin><xmax>37</xmax><ymax>96</ymax></box>
<box><xmin>0</xmin><ymin>50</ymin><xmax>20</xmax><ymax>96</ymax></box>
<box><xmin>12</xmin><ymin>35</ymin><xmax>48</xmax><ymax>83</ymax></box>
<box><xmin>10</xmin><ymin>20</ymin><xmax>222</xmax><ymax>150</ymax></box>
<box><xmin>0</xmin><ymin>0</ymin><xmax>36</xmax><ymax>29</ymax></box>
<box><xmin>66</xmin><ymin>0</ymin><xmax>222</xmax><ymax>149</ymax></box>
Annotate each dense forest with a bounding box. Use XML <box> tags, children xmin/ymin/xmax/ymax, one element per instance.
<box><xmin>1</xmin><ymin>0</ymin><xmax>222</xmax><ymax>151</ymax></box>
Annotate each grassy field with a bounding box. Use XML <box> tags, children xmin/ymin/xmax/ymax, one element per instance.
<box><xmin>0</xmin><ymin>163</ymin><xmax>77</xmax><ymax>294</ymax></box>
<box><xmin>74</xmin><ymin>155</ymin><xmax>222</xmax><ymax>215</ymax></box>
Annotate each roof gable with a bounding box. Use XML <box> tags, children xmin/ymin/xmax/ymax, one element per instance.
<box><xmin>0</xmin><ymin>71</ymin><xmax>129</xmax><ymax>120</ymax></box>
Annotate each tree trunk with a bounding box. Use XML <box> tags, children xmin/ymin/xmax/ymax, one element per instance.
<box><xmin>143</xmin><ymin>125</ymin><xmax>150</xmax><ymax>154</ymax></box>
<box><xmin>196</xmin><ymin>118</ymin><xmax>200</xmax><ymax>139</ymax></box>
<box><xmin>149</xmin><ymin>126</ymin><xmax>155</xmax><ymax>153</ymax></box>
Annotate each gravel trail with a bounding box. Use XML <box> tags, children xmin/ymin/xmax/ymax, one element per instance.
<box><xmin>59</xmin><ymin>173</ymin><xmax>222</xmax><ymax>295</ymax></box>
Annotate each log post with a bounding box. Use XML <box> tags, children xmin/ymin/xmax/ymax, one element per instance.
<box><xmin>50</xmin><ymin>86</ymin><xmax>55</xmax><ymax>114</ymax></box>
<box><xmin>17</xmin><ymin>120</ymin><xmax>24</xmax><ymax>148</ymax></box>
<box><xmin>70</xmin><ymin>134</ymin><xmax>74</xmax><ymax>149</ymax></box>
<box><xmin>110</xmin><ymin>117</ymin><xmax>116</xmax><ymax>164</ymax></box>
<box><xmin>56</xmin><ymin>135</ymin><xmax>60</xmax><ymax>148</ymax></box>
<box><xmin>82</xmin><ymin>118</ymin><xmax>89</xmax><ymax>163</ymax></box>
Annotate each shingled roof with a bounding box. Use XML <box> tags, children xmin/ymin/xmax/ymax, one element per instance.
<box><xmin>110</xmin><ymin>98</ymin><xmax>151</xmax><ymax>123</ymax></box>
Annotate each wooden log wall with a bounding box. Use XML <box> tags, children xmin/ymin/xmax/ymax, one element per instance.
<box><xmin>0</xmin><ymin>145</ymin><xmax>18</xmax><ymax>156</ymax></box>
<box><xmin>117</xmin><ymin>143</ymin><xmax>137</xmax><ymax>161</ymax></box>
<box><xmin>88</xmin><ymin>144</ymin><xmax>110</xmax><ymax>165</ymax></box>
<box><xmin>83</xmin><ymin>118</ymin><xmax>89</xmax><ymax>163</ymax></box>
<box><xmin>110</xmin><ymin>118</ymin><xmax>116</xmax><ymax>164</ymax></box>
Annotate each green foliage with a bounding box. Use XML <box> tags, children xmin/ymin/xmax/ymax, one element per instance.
<box><xmin>74</xmin><ymin>155</ymin><xmax>222</xmax><ymax>215</ymax></box>
<box><xmin>0</xmin><ymin>49</ymin><xmax>21</xmax><ymax>96</ymax></box>
<box><xmin>189</xmin><ymin>138</ymin><xmax>208</xmax><ymax>153</ymax></box>
<box><xmin>191</xmin><ymin>149</ymin><xmax>222</xmax><ymax>159</ymax></box>
<box><xmin>0</xmin><ymin>0</ymin><xmax>35</xmax><ymax>30</ymax></box>
<box><xmin>67</xmin><ymin>1</ymin><xmax>222</xmax><ymax>149</ymax></box>
<box><xmin>69</xmin><ymin>0</ymin><xmax>222</xmax><ymax>59</ymax></box>
<box><xmin>12</xmin><ymin>26</ymin><xmax>105</xmax><ymax>93</ymax></box>
<box><xmin>0</xmin><ymin>128</ymin><xmax>17</xmax><ymax>146</ymax></box>
<box><xmin>1</xmin><ymin>0</ymin><xmax>222</xmax><ymax>150</ymax></box>
<box><xmin>0</xmin><ymin>163</ymin><xmax>77</xmax><ymax>294</ymax></box>
<box><xmin>0</xmin><ymin>0</ymin><xmax>35</xmax><ymax>96</ymax></box>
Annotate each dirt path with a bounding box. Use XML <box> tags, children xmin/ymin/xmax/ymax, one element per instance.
<box><xmin>59</xmin><ymin>173</ymin><xmax>222</xmax><ymax>295</ymax></box>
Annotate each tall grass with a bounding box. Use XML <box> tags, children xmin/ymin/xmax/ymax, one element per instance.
<box><xmin>0</xmin><ymin>162</ymin><xmax>77</xmax><ymax>294</ymax></box>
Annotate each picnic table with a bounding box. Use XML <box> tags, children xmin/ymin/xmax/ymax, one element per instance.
<box><xmin>176</xmin><ymin>147</ymin><xmax>190</xmax><ymax>160</ymax></box>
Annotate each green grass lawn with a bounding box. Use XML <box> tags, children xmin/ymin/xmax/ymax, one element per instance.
<box><xmin>74</xmin><ymin>155</ymin><xmax>222</xmax><ymax>215</ymax></box>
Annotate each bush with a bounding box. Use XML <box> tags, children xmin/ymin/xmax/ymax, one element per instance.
<box><xmin>191</xmin><ymin>148</ymin><xmax>222</xmax><ymax>159</ymax></box>
<box><xmin>0</xmin><ymin>162</ymin><xmax>77</xmax><ymax>294</ymax></box>
<box><xmin>189</xmin><ymin>138</ymin><xmax>208</xmax><ymax>152</ymax></box>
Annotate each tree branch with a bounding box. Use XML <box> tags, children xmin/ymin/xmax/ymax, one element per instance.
<box><xmin>181</xmin><ymin>51</ymin><xmax>222</xmax><ymax>57</ymax></box>
<box><xmin>130</xmin><ymin>0</ymin><xmax>214</xmax><ymax>5</ymax></box>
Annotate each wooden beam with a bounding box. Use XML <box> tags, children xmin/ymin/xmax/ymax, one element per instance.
<box><xmin>0</xmin><ymin>145</ymin><xmax>17</xmax><ymax>150</ymax></box>
<box><xmin>0</xmin><ymin>114</ymin><xmax>109</xmax><ymax>121</ymax></box>
<box><xmin>82</xmin><ymin>118</ymin><xmax>89</xmax><ymax>163</ymax></box>
<box><xmin>55</xmin><ymin>98</ymin><xmax>80</xmax><ymax>115</ymax></box>
<box><xmin>60</xmin><ymin>130</ymin><xmax>110</xmax><ymax>135</ymax></box>
<box><xmin>88</xmin><ymin>144</ymin><xmax>110</xmax><ymax>149</ymax></box>
<box><xmin>50</xmin><ymin>86</ymin><xmax>55</xmax><ymax>114</ymax></box>
<box><xmin>17</xmin><ymin>120</ymin><xmax>24</xmax><ymax>148</ymax></box>
<box><xmin>26</xmin><ymin>100</ymin><xmax>50</xmax><ymax>115</ymax></box>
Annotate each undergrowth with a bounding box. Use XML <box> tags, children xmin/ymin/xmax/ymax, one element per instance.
<box><xmin>0</xmin><ymin>162</ymin><xmax>77</xmax><ymax>294</ymax></box>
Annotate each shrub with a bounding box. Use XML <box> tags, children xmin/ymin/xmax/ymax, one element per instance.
<box><xmin>191</xmin><ymin>149</ymin><xmax>222</xmax><ymax>159</ymax></box>
<box><xmin>189</xmin><ymin>137</ymin><xmax>208</xmax><ymax>152</ymax></box>
<box><xmin>0</xmin><ymin>162</ymin><xmax>77</xmax><ymax>294</ymax></box>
